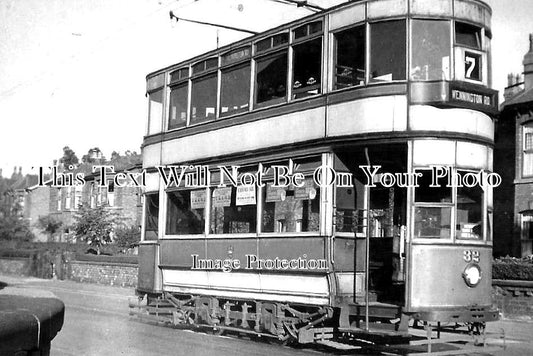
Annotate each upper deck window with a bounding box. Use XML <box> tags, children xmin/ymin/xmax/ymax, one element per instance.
<box><xmin>147</xmin><ymin>89</ymin><xmax>163</xmax><ymax>135</ymax></box>
<box><xmin>170</xmin><ymin>68</ymin><xmax>189</xmax><ymax>84</ymax></box>
<box><xmin>411</xmin><ymin>20</ymin><xmax>451</xmax><ymax>81</ymax></box>
<box><xmin>455</xmin><ymin>22</ymin><xmax>483</xmax><ymax>82</ymax></box>
<box><xmin>455</xmin><ymin>22</ymin><xmax>481</xmax><ymax>49</ymax></box>
<box><xmin>220</xmin><ymin>47</ymin><xmax>251</xmax><ymax>117</ymax></box>
<box><xmin>255</xmin><ymin>51</ymin><xmax>288</xmax><ymax>106</ymax></box>
<box><xmin>255</xmin><ymin>33</ymin><xmax>289</xmax><ymax>54</ymax></box>
<box><xmin>293</xmin><ymin>21</ymin><xmax>322</xmax><ymax>40</ymax></box>
<box><xmin>334</xmin><ymin>25</ymin><xmax>366</xmax><ymax>89</ymax></box>
<box><xmin>292</xmin><ymin>37</ymin><xmax>322</xmax><ymax>99</ymax></box>
<box><xmin>370</xmin><ymin>20</ymin><xmax>406</xmax><ymax>82</ymax></box>
<box><xmin>192</xmin><ymin>58</ymin><xmax>218</xmax><ymax>75</ymax></box>
<box><xmin>168</xmin><ymin>84</ymin><xmax>188</xmax><ymax>130</ymax></box>
<box><xmin>190</xmin><ymin>74</ymin><xmax>217</xmax><ymax>124</ymax></box>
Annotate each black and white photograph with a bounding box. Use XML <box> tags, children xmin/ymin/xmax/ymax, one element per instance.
<box><xmin>1</xmin><ymin>0</ymin><xmax>533</xmax><ymax>355</ymax></box>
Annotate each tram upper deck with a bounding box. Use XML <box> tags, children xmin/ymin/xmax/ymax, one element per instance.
<box><xmin>143</xmin><ymin>0</ymin><xmax>497</xmax><ymax>168</ymax></box>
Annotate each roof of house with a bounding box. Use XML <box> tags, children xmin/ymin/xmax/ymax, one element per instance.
<box><xmin>502</xmin><ymin>87</ymin><xmax>533</xmax><ymax>109</ymax></box>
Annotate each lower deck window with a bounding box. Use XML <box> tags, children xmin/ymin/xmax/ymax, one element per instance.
<box><xmin>456</xmin><ymin>184</ymin><xmax>483</xmax><ymax>240</ymax></box>
<box><xmin>261</xmin><ymin>179</ymin><xmax>319</xmax><ymax>233</ymax></box>
<box><xmin>210</xmin><ymin>186</ymin><xmax>257</xmax><ymax>234</ymax></box>
<box><xmin>166</xmin><ymin>190</ymin><xmax>205</xmax><ymax>235</ymax></box>
<box><xmin>144</xmin><ymin>193</ymin><xmax>159</xmax><ymax>240</ymax></box>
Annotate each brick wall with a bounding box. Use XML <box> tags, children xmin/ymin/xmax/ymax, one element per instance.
<box><xmin>68</xmin><ymin>261</ymin><xmax>138</xmax><ymax>287</ymax></box>
<box><xmin>493</xmin><ymin>280</ymin><xmax>533</xmax><ymax>319</ymax></box>
<box><xmin>0</xmin><ymin>258</ymin><xmax>29</xmax><ymax>276</ymax></box>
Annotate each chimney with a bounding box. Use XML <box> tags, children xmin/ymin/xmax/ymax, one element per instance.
<box><xmin>504</xmin><ymin>72</ymin><xmax>524</xmax><ymax>101</ymax></box>
<box><xmin>524</xmin><ymin>33</ymin><xmax>533</xmax><ymax>90</ymax></box>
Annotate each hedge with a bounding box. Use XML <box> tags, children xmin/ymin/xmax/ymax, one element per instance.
<box><xmin>493</xmin><ymin>257</ymin><xmax>533</xmax><ymax>281</ymax></box>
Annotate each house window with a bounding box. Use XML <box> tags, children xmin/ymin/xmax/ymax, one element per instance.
<box><xmin>57</xmin><ymin>188</ymin><xmax>62</xmax><ymax>211</ymax></box>
<box><xmin>74</xmin><ymin>185</ymin><xmax>82</xmax><ymax>210</ymax></box>
<box><xmin>370</xmin><ymin>20</ymin><xmax>406</xmax><ymax>82</ymax></box>
<box><xmin>108</xmin><ymin>182</ymin><xmax>115</xmax><ymax>207</ymax></box>
<box><xmin>334</xmin><ymin>25</ymin><xmax>366</xmax><ymax>89</ymax></box>
<box><xmin>411</xmin><ymin>20</ymin><xmax>451</xmax><ymax>81</ymax></box>
<box><xmin>520</xmin><ymin>214</ymin><xmax>533</xmax><ymax>257</ymax></box>
<box><xmin>523</xmin><ymin>125</ymin><xmax>533</xmax><ymax>177</ymax></box>
<box><xmin>292</xmin><ymin>37</ymin><xmax>322</xmax><ymax>99</ymax></box>
<box><xmin>166</xmin><ymin>190</ymin><xmax>205</xmax><ymax>235</ymax></box>
<box><xmin>168</xmin><ymin>84</ymin><xmax>188</xmax><ymax>130</ymax></box>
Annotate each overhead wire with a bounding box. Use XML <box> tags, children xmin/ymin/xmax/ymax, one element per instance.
<box><xmin>0</xmin><ymin>0</ymin><xmax>199</xmax><ymax>101</ymax></box>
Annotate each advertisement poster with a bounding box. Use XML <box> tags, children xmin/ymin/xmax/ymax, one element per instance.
<box><xmin>1</xmin><ymin>0</ymin><xmax>532</xmax><ymax>355</ymax></box>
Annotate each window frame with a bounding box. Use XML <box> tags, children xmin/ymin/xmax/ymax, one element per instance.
<box><xmin>368</xmin><ymin>19</ymin><xmax>408</xmax><ymax>83</ymax></box>
<box><xmin>189</xmin><ymin>68</ymin><xmax>219</xmax><ymax>126</ymax></box>
<box><xmin>522</xmin><ymin>124</ymin><xmax>533</xmax><ymax>178</ymax></box>
<box><xmin>453</xmin><ymin>21</ymin><xmax>487</xmax><ymax>84</ymax></box>
<box><xmin>253</xmin><ymin>48</ymin><xmax>289</xmax><ymax>108</ymax></box>
<box><xmin>219</xmin><ymin>54</ymin><xmax>252</xmax><ymax>118</ymax></box>
<box><xmin>164</xmin><ymin>187</ymin><xmax>208</xmax><ymax>238</ymax></box>
<box><xmin>332</xmin><ymin>22</ymin><xmax>367</xmax><ymax>91</ymax></box>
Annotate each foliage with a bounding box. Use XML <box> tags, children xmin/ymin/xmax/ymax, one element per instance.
<box><xmin>0</xmin><ymin>203</ymin><xmax>34</xmax><ymax>242</ymax></box>
<box><xmin>113</xmin><ymin>225</ymin><xmax>141</xmax><ymax>249</ymax></box>
<box><xmin>82</xmin><ymin>147</ymin><xmax>105</xmax><ymax>164</ymax></box>
<box><xmin>35</xmin><ymin>215</ymin><xmax>63</xmax><ymax>242</ymax></box>
<box><xmin>72</xmin><ymin>205</ymin><xmax>116</xmax><ymax>253</ymax></box>
<box><xmin>59</xmin><ymin>146</ymin><xmax>79</xmax><ymax>168</ymax></box>
<box><xmin>493</xmin><ymin>256</ymin><xmax>533</xmax><ymax>281</ymax></box>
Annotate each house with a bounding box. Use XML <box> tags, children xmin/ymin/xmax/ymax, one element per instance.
<box><xmin>495</xmin><ymin>34</ymin><xmax>533</xmax><ymax>257</ymax></box>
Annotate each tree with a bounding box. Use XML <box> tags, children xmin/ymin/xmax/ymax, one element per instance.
<box><xmin>72</xmin><ymin>205</ymin><xmax>115</xmax><ymax>254</ymax></box>
<box><xmin>0</xmin><ymin>203</ymin><xmax>33</xmax><ymax>242</ymax></box>
<box><xmin>60</xmin><ymin>146</ymin><xmax>79</xmax><ymax>168</ymax></box>
<box><xmin>114</xmin><ymin>225</ymin><xmax>141</xmax><ymax>249</ymax></box>
<box><xmin>81</xmin><ymin>147</ymin><xmax>105</xmax><ymax>164</ymax></box>
<box><xmin>35</xmin><ymin>215</ymin><xmax>63</xmax><ymax>242</ymax></box>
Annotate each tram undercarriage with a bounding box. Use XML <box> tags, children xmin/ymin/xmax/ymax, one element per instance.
<box><xmin>129</xmin><ymin>292</ymin><xmax>501</xmax><ymax>354</ymax></box>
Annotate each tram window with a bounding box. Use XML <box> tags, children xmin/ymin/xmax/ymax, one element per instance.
<box><xmin>144</xmin><ymin>193</ymin><xmax>159</xmax><ymax>240</ymax></box>
<box><xmin>220</xmin><ymin>63</ymin><xmax>251</xmax><ymax>117</ymax></box>
<box><xmin>292</xmin><ymin>38</ymin><xmax>322</xmax><ymax>99</ymax></box>
<box><xmin>414</xmin><ymin>170</ymin><xmax>451</xmax><ymax>203</ymax></box>
<box><xmin>414</xmin><ymin>206</ymin><xmax>452</xmax><ymax>239</ymax></box>
<box><xmin>166</xmin><ymin>190</ymin><xmax>205</xmax><ymax>235</ymax></box>
<box><xmin>455</xmin><ymin>22</ymin><xmax>481</xmax><ymax>49</ymax></box>
<box><xmin>336</xmin><ymin>183</ymin><xmax>365</xmax><ymax>234</ymax></box>
<box><xmin>456</xmin><ymin>183</ymin><xmax>483</xmax><ymax>240</ymax></box>
<box><xmin>210</xmin><ymin>186</ymin><xmax>257</xmax><ymax>234</ymax></box>
<box><xmin>147</xmin><ymin>89</ymin><xmax>163</xmax><ymax>135</ymax></box>
<box><xmin>168</xmin><ymin>84</ymin><xmax>188</xmax><ymax>130</ymax></box>
<box><xmin>411</xmin><ymin>20</ymin><xmax>451</xmax><ymax>81</ymax></box>
<box><xmin>255</xmin><ymin>52</ymin><xmax>288</xmax><ymax>106</ymax></box>
<box><xmin>334</xmin><ymin>25</ymin><xmax>365</xmax><ymax>89</ymax></box>
<box><xmin>370</xmin><ymin>20</ymin><xmax>406</xmax><ymax>82</ymax></box>
<box><xmin>190</xmin><ymin>74</ymin><xmax>217</xmax><ymax>124</ymax></box>
<box><xmin>262</xmin><ymin>177</ymin><xmax>319</xmax><ymax>233</ymax></box>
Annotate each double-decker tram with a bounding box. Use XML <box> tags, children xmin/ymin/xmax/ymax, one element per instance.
<box><xmin>134</xmin><ymin>0</ymin><xmax>500</xmax><ymax>347</ymax></box>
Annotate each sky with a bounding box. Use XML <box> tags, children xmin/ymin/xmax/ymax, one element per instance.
<box><xmin>0</xmin><ymin>0</ymin><xmax>532</xmax><ymax>177</ymax></box>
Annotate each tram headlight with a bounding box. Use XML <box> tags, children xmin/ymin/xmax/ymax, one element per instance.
<box><xmin>462</xmin><ymin>263</ymin><xmax>482</xmax><ymax>287</ymax></box>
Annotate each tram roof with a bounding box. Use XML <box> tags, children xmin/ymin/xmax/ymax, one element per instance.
<box><xmin>146</xmin><ymin>0</ymin><xmax>492</xmax><ymax>81</ymax></box>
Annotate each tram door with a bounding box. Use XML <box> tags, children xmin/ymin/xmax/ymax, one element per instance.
<box><xmin>335</xmin><ymin>145</ymin><xmax>407</xmax><ymax>305</ymax></box>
